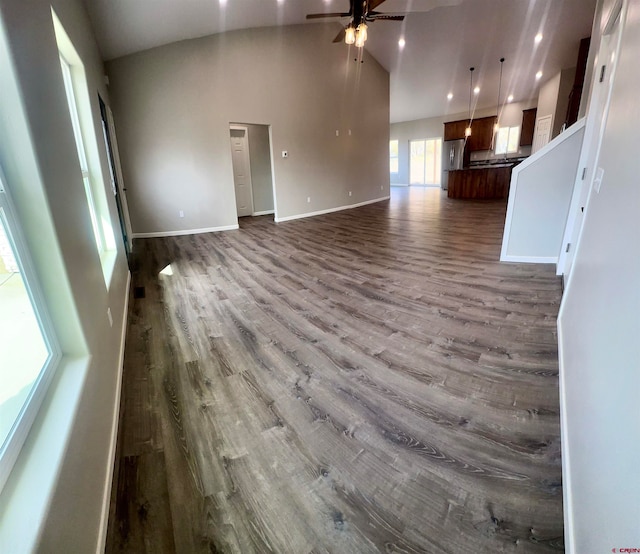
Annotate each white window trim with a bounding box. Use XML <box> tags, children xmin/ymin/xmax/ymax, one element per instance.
<box><xmin>390</xmin><ymin>139</ymin><xmax>399</xmax><ymax>174</ymax></box>
<box><xmin>0</xmin><ymin>170</ymin><xmax>62</xmax><ymax>494</ymax></box>
<box><xmin>495</xmin><ymin>125</ymin><xmax>521</xmax><ymax>155</ymax></box>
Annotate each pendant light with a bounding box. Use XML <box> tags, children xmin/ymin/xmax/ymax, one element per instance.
<box><xmin>465</xmin><ymin>67</ymin><xmax>474</xmax><ymax>138</ymax></box>
<box><xmin>494</xmin><ymin>57</ymin><xmax>505</xmax><ymax>134</ymax></box>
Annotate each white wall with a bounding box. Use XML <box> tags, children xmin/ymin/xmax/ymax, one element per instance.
<box><xmin>500</xmin><ymin>122</ymin><xmax>584</xmax><ymax>263</ymax></box>
<box><xmin>558</xmin><ymin>0</ymin><xmax>640</xmax><ymax>551</ymax></box>
<box><xmin>0</xmin><ymin>0</ymin><xmax>129</xmax><ymax>551</ymax></box>
<box><xmin>390</xmin><ymin>100</ymin><xmax>536</xmax><ymax>185</ymax></box>
<box><xmin>106</xmin><ymin>24</ymin><xmax>390</xmax><ymax>233</ymax></box>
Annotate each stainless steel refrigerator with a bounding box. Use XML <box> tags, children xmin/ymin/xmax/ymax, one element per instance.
<box><xmin>442</xmin><ymin>139</ymin><xmax>465</xmax><ymax>190</ymax></box>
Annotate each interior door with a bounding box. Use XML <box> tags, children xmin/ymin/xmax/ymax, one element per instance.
<box><xmin>99</xmin><ymin>95</ymin><xmax>132</xmax><ymax>258</ymax></box>
<box><xmin>532</xmin><ymin>114</ymin><xmax>553</xmax><ymax>154</ymax></box>
<box><xmin>229</xmin><ymin>127</ymin><xmax>253</xmax><ymax>217</ymax></box>
<box><xmin>558</xmin><ymin>2</ymin><xmax>623</xmax><ymax>279</ymax></box>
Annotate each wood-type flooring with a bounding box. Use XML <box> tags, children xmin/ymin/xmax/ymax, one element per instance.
<box><xmin>106</xmin><ymin>186</ymin><xmax>564</xmax><ymax>553</ymax></box>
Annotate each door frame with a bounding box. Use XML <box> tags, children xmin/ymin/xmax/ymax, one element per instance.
<box><xmin>556</xmin><ymin>0</ymin><xmax>624</xmax><ymax>278</ymax></box>
<box><xmin>229</xmin><ymin>124</ymin><xmax>255</xmax><ymax>218</ymax></box>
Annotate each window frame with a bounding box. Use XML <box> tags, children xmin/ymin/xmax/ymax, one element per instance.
<box><xmin>53</xmin><ymin>10</ymin><xmax>117</xmax><ymax>286</ymax></box>
<box><xmin>409</xmin><ymin>137</ymin><xmax>442</xmax><ymax>185</ymax></box>
<box><xmin>0</xmin><ymin>169</ymin><xmax>62</xmax><ymax>493</ymax></box>
<box><xmin>389</xmin><ymin>139</ymin><xmax>399</xmax><ymax>174</ymax></box>
<box><xmin>495</xmin><ymin>125</ymin><xmax>521</xmax><ymax>155</ymax></box>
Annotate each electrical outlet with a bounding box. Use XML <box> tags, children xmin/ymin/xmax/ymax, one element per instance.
<box><xmin>282</xmin><ymin>151</ymin><xmax>288</xmax><ymax>158</ymax></box>
<box><xmin>107</xmin><ymin>307</ymin><xmax>113</xmax><ymax>327</ymax></box>
<box><xmin>380</xmin><ymin>185</ymin><xmax>384</xmax><ymax>191</ymax></box>
<box><xmin>335</xmin><ymin>130</ymin><xmax>339</xmax><ymax>137</ymax></box>
<box><xmin>307</xmin><ymin>196</ymin><xmax>311</xmax><ymax>203</ymax></box>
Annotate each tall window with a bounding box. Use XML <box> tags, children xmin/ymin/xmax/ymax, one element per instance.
<box><xmin>495</xmin><ymin>126</ymin><xmax>520</xmax><ymax>155</ymax></box>
<box><xmin>0</xmin><ymin>171</ymin><xmax>60</xmax><ymax>492</ymax></box>
<box><xmin>389</xmin><ymin>140</ymin><xmax>399</xmax><ymax>174</ymax></box>
<box><xmin>53</xmin><ymin>10</ymin><xmax>116</xmax><ymax>284</ymax></box>
<box><xmin>410</xmin><ymin>138</ymin><xmax>442</xmax><ymax>185</ymax></box>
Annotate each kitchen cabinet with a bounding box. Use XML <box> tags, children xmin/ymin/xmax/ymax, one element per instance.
<box><xmin>444</xmin><ymin>120</ymin><xmax>468</xmax><ymax>141</ymax></box>
<box><xmin>520</xmin><ymin>108</ymin><xmax>537</xmax><ymax>146</ymax></box>
<box><xmin>444</xmin><ymin>116</ymin><xmax>496</xmax><ymax>150</ymax></box>
<box><xmin>467</xmin><ymin>116</ymin><xmax>496</xmax><ymax>151</ymax></box>
<box><xmin>447</xmin><ymin>166</ymin><xmax>512</xmax><ymax>199</ymax></box>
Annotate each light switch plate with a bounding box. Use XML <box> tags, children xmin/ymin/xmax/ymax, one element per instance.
<box><xmin>594</xmin><ymin>166</ymin><xmax>604</xmax><ymax>193</ymax></box>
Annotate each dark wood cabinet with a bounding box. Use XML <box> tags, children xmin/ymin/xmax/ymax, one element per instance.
<box><xmin>447</xmin><ymin>167</ymin><xmax>512</xmax><ymax>199</ymax></box>
<box><xmin>467</xmin><ymin>116</ymin><xmax>496</xmax><ymax>151</ymax></box>
<box><xmin>444</xmin><ymin>116</ymin><xmax>496</xmax><ymax>151</ymax></box>
<box><xmin>443</xmin><ymin>119</ymin><xmax>468</xmax><ymax>141</ymax></box>
<box><xmin>520</xmin><ymin>108</ymin><xmax>537</xmax><ymax>146</ymax></box>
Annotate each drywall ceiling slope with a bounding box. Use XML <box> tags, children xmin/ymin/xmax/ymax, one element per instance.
<box><xmin>84</xmin><ymin>0</ymin><xmax>596</xmax><ymax>123</ymax></box>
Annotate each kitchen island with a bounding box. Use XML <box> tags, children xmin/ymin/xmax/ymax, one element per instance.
<box><xmin>447</xmin><ymin>164</ymin><xmax>513</xmax><ymax>199</ymax></box>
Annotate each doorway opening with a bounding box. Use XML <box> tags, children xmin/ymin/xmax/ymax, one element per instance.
<box><xmin>229</xmin><ymin>124</ymin><xmax>275</xmax><ymax>220</ymax></box>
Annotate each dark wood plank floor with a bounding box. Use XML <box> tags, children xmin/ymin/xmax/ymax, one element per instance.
<box><xmin>106</xmin><ymin>186</ymin><xmax>564</xmax><ymax>553</ymax></box>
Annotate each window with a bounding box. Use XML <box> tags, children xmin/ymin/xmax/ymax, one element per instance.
<box><xmin>389</xmin><ymin>140</ymin><xmax>399</xmax><ymax>174</ymax></box>
<box><xmin>495</xmin><ymin>126</ymin><xmax>520</xmax><ymax>155</ymax></box>
<box><xmin>0</xmin><ymin>171</ymin><xmax>60</xmax><ymax>492</ymax></box>
<box><xmin>409</xmin><ymin>138</ymin><xmax>442</xmax><ymax>185</ymax></box>
<box><xmin>53</xmin><ymin>10</ymin><xmax>116</xmax><ymax>284</ymax></box>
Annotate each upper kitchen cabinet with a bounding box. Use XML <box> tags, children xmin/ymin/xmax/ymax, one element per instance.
<box><xmin>444</xmin><ymin>116</ymin><xmax>496</xmax><ymax>151</ymax></box>
<box><xmin>467</xmin><ymin>116</ymin><xmax>496</xmax><ymax>151</ymax></box>
<box><xmin>520</xmin><ymin>108</ymin><xmax>537</xmax><ymax>146</ymax></box>
<box><xmin>444</xmin><ymin>119</ymin><xmax>468</xmax><ymax>141</ymax></box>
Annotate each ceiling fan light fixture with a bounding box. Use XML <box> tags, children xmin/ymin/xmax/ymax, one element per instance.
<box><xmin>355</xmin><ymin>22</ymin><xmax>368</xmax><ymax>47</ymax></box>
<box><xmin>345</xmin><ymin>25</ymin><xmax>356</xmax><ymax>45</ymax></box>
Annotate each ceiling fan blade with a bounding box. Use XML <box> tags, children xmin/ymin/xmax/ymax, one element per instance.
<box><xmin>333</xmin><ymin>28</ymin><xmax>346</xmax><ymax>43</ymax></box>
<box><xmin>306</xmin><ymin>12</ymin><xmax>351</xmax><ymax>19</ymax></box>
<box><xmin>368</xmin><ymin>0</ymin><xmax>389</xmax><ymax>10</ymax></box>
<box><xmin>370</xmin><ymin>14</ymin><xmax>405</xmax><ymax>21</ymax></box>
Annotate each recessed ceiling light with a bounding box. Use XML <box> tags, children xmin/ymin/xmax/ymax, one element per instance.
<box><xmin>536</xmin><ymin>71</ymin><xmax>543</xmax><ymax>80</ymax></box>
<box><xmin>398</xmin><ymin>38</ymin><xmax>406</xmax><ymax>49</ymax></box>
<box><xmin>474</xmin><ymin>86</ymin><xmax>480</xmax><ymax>94</ymax></box>
<box><xmin>535</xmin><ymin>33</ymin><xmax>543</xmax><ymax>44</ymax></box>
<box><xmin>219</xmin><ymin>0</ymin><xmax>227</xmax><ymax>5</ymax></box>
<box><xmin>507</xmin><ymin>94</ymin><xmax>514</xmax><ymax>102</ymax></box>
<box><xmin>447</xmin><ymin>92</ymin><xmax>453</xmax><ymax>100</ymax></box>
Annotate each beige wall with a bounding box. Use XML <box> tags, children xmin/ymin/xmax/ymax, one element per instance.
<box><xmin>0</xmin><ymin>0</ymin><xmax>129</xmax><ymax>551</ymax></box>
<box><xmin>536</xmin><ymin>67</ymin><xmax>577</xmax><ymax>142</ymax></box>
<box><xmin>106</xmin><ymin>24</ymin><xmax>390</xmax><ymax>232</ymax></box>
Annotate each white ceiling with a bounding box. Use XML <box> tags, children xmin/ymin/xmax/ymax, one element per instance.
<box><xmin>83</xmin><ymin>0</ymin><xmax>597</xmax><ymax>123</ymax></box>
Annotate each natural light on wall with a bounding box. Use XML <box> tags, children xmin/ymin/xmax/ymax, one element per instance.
<box><xmin>52</xmin><ymin>9</ymin><xmax>117</xmax><ymax>285</ymax></box>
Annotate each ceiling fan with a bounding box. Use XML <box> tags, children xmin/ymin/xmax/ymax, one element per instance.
<box><xmin>306</xmin><ymin>0</ymin><xmax>405</xmax><ymax>46</ymax></box>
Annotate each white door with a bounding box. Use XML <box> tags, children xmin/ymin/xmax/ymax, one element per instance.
<box><xmin>557</xmin><ymin>2</ymin><xmax>623</xmax><ymax>279</ymax></box>
<box><xmin>532</xmin><ymin>114</ymin><xmax>553</xmax><ymax>154</ymax></box>
<box><xmin>230</xmin><ymin>126</ymin><xmax>253</xmax><ymax>217</ymax></box>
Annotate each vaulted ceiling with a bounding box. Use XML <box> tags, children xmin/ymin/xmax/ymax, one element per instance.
<box><xmin>84</xmin><ymin>0</ymin><xmax>597</xmax><ymax>123</ymax></box>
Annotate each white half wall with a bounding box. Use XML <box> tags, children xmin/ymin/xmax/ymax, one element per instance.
<box><xmin>500</xmin><ymin>120</ymin><xmax>585</xmax><ymax>263</ymax></box>
<box><xmin>558</xmin><ymin>0</ymin><xmax>640</xmax><ymax>551</ymax></box>
<box><xmin>106</xmin><ymin>24</ymin><xmax>390</xmax><ymax>233</ymax></box>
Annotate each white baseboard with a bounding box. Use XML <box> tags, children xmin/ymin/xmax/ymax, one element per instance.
<box><xmin>252</xmin><ymin>210</ymin><xmax>274</xmax><ymax>216</ymax></box>
<box><xmin>391</xmin><ymin>183</ymin><xmax>409</xmax><ymax>187</ymax></box>
<box><xmin>95</xmin><ymin>271</ymin><xmax>131</xmax><ymax>554</ymax></box>
<box><xmin>275</xmin><ymin>196</ymin><xmax>390</xmax><ymax>223</ymax></box>
<box><xmin>500</xmin><ymin>254</ymin><xmax>558</xmax><ymax>264</ymax></box>
<box><xmin>132</xmin><ymin>224</ymin><xmax>239</xmax><ymax>239</ymax></box>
